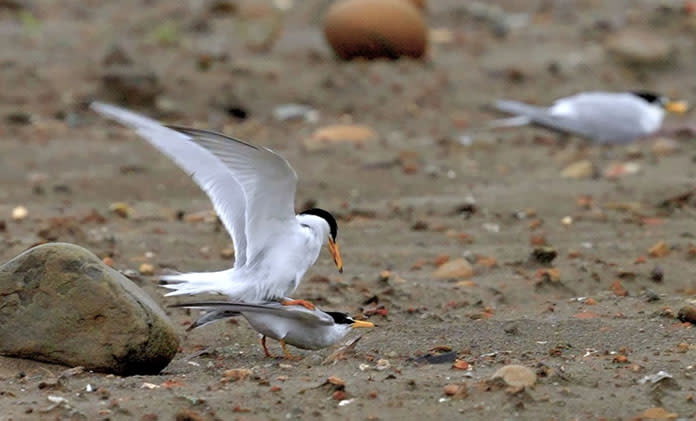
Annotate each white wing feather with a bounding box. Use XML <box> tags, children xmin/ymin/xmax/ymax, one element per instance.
<box><xmin>165</xmin><ymin>127</ymin><xmax>298</xmax><ymax>264</ymax></box>
<box><xmin>90</xmin><ymin>102</ymin><xmax>249</xmax><ymax>266</ymax></box>
<box><xmin>171</xmin><ymin>301</ymin><xmax>335</xmax><ymax>325</ymax></box>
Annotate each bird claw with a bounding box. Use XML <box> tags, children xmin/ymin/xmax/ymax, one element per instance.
<box><xmin>281</xmin><ymin>339</ymin><xmax>303</xmax><ymax>361</ymax></box>
<box><xmin>281</xmin><ymin>299</ymin><xmax>315</xmax><ymax>311</ymax></box>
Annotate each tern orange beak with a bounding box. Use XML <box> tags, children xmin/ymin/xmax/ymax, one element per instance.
<box><xmin>328</xmin><ymin>237</ymin><xmax>343</xmax><ymax>273</ymax></box>
<box><xmin>665</xmin><ymin>100</ymin><xmax>688</xmax><ymax>114</ymax></box>
<box><xmin>351</xmin><ymin>320</ymin><xmax>374</xmax><ymax>328</ymax></box>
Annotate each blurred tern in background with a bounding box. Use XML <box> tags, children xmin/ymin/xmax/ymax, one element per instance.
<box><xmin>91</xmin><ymin>103</ymin><xmax>343</xmax><ymax>310</ymax></box>
<box><xmin>488</xmin><ymin>91</ymin><xmax>688</xmax><ymax>144</ymax></box>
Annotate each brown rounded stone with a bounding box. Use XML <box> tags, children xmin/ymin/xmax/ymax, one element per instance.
<box><xmin>0</xmin><ymin>243</ymin><xmax>179</xmax><ymax>375</ymax></box>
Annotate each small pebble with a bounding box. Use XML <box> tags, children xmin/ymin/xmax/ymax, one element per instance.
<box><xmin>220</xmin><ymin>248</ymin><xmax>235</xmax><ymax>259</ymax></box>
<box><xmin>12</xmin><ymin>206</ymin><xmax>28</xmax><ymax>221</ymax></box>
<box><xmin>652</xmin><ymin>138</ymin><xmax>680</xmax><ymax>156</ymax></box>
<box><xmin>491</xmin><ymin>364</ymin><xmax>536</xmax><ymax>388</ymax></box>
<box><xmin>138</xmin><ymin>263</ymin><xmax>155</xmax><ymax>276</ymax></box>
<box><xmin>109</xmin><ymin>202</ymin><xmax>131</xmax><ymax>218</ymax></box>
<box><xmin>375</xmin><ymin>359</ymin><xmax>390</xmax><ymax>371</ymax></box>
<box><xmin>442</xmin><ymin>384</ymin><xmax>467</xmax><ymax>399</ymax></box>
<box><xmin>561</xmin><ymin>160</ymin><xmax>594</xmax><ymax>179</ymax></box>
<box><xmin>223</xmin><ymin>368</ymin><xmax>252</xmax><ymax>381</ymax></box>
<box><xmin>432</xmin><ymin>258</ymin><xmax>474</xmax><ymax>280</ymax></box>
<box><xmin>678</xmin><ymin>306</ymin><xmax>696</xmax><ymax>324</ymax></box>
<box><xmin>648</xmin><ymin>241</ymin><xmax>670</xmax><ymax>258</ymax></box>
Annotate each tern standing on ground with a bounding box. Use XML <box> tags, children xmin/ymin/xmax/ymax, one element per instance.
<box><xmin>493</xmin><ymin>91</ymin><xmax>688</xmax><ymax>143</ymax></box>
<box><xmin>172</xmin><ymin>301</ymin><xmax>374</xmax><ymax>358</ymax></box>
<box><xmin>91</xmin><ymin>103</ymin><xmax>343</xmax><ymax>310</ymax></box>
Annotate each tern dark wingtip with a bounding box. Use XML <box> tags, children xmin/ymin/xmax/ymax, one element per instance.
<box><xmin>164</xmin><ymin>125</ymin><xmax>260</xmax><ymax>150</ymax></box>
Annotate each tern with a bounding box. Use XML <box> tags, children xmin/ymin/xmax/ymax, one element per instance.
<box><xmin>172</xmin><ymin>301</ymin><xmax>374</xmax><ymax>358</ymax></box>
<box><xmin>492</xmin><ymin>91</ymin><xmax>688</xmax><ymax>143</ymax></box>
<box><xmin>91</xmin><ymin>103</ymin><xmax>344</xmax><ymax>310</ymax></box>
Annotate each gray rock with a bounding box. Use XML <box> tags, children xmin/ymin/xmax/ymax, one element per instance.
<box><xmin>0</xmin><ymin>243</ymin><xmax>179</xmax><ymax>375</ymax></box>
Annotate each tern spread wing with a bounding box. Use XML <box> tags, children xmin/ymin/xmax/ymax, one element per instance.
<box><xmin>171</xmin><ymin>301</ymin><xmax>335</xmax><ymax>325</ymax></box>
<box><xmin>165</xmin><ymin>127</ymin><xmax>299</xmax><ymax>264</ymax></box>
<box><xmin>90</xmin><ymin>102</ymin><xmax>249</xmax><ymax>266</ymax></box>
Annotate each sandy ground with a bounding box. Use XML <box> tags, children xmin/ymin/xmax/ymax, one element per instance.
<box><xmin>2</xmin><ymin>0</ymin><xmax>696</xmax><ymax>419</ymax></box>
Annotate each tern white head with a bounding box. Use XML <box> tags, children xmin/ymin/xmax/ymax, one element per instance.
<box><xmin>492</xmin><ymin>90</ymin><xmax>688</xmax><ymax>143</ymax></box>
<box><xmin>172</xmin><ymin>301</ymin><xmax>374</xmax><ymax>359</ymax></box>
<box><xmin>91</xmin><ymin>102</ymin><xmax>343</xmax><ymax>310</ymax></box>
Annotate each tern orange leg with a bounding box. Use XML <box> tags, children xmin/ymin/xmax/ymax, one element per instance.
<box><xmin>280</xmin><ymin>339</ymin><xmax>301</xmax><ymax>360</ymax></box>
<box><xmin>281</xmin><ymin>299</ymin><xmax>315</xmax><ymax>311</ymax></box>
<box><xmin>261</xmin><ymin>336</ymin><xmax>273</xmax><ymax>358</ymax></box>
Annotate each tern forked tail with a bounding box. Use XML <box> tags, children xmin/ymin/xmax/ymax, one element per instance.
<box><xmin>161</xmin><ymin>269</ymin><xmax>238</xmax><ymax>297</ymax></box>
<box><xmin>495</xmin><ymin>99</ymin><xmax>550</xmax><ymax>120</ymax></box>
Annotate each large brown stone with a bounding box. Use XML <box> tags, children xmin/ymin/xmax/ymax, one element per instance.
<box><xmin>0</xmin><ymin>243</ymin><xmax>179</xmax><ymax>375</ymax></box>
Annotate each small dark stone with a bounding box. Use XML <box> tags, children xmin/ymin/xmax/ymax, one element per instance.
<box><xmin>413</xmin><ymin>351</ymin><xmax>457</xmax><ymax>365</ymax></box>
<box><xmin>37</xmin><ymin>378</ymin><xmax>61</xmax><ymax>389</ymax></box>
<box><xmin>532</xmin><ymin>247</ymin><xmax>557</xmax><ymax>264</ymax></box>
<box><xmin>225</xmin><ymin>106</ymin><xmax>248</xmax><ymax>120</ymax></box>
<box><xmin>643</xmin><ymin>289</ymin><xmax>660</xmax><ymax>302</ymax></box>
<box><xmin>52</xmin><ymin>184</ymin><xmax>72</xmax><ymax>194</ymax></box>
<box><xmin>175</xmin><ymin>409</ymin><xmax>205</xmax><ymax>421</ymax></box>
<box><xmin>411</xmin><ymin>220</ymin><xmax>428</xmax><ymax>231</ymax></box>
<box><xmin>211</xmin><ymin>88</ymin><xmax>249</xmax><ymax>121</ymax></box>
<box><xmin>547</xmin><ymin>61</ymin><xmax>561</xmax><ymax>75</ymax></box>
<box><xmin>102</xmin><ymin>44</ymin><xmax>134</xmax><ymax>67</ymax></box>
<box><xmin>362</xmin><ymin>295</ymin><xmax>379</xmax><ymax>305</ymax></box>
<box><xmin>650</xmin><ymin>265</ymin><xmax>664</xmax><ymax>282</ymax></box>
<box><xmin>0</xmin><ymin>0</ymin><xmax>29</xmax><ymax>11</ymax></box>
<box><xmin>6</xmin><ymin>111</ymin><xmax>32</xmax><ymax>125</ymax></box>
<box><xmin>453</xmin><ymin>203</ymin><xmax>477</xmax><ymax>218</ymax></box>
<box><xmin>101</xmin><ymin>66</ymin><xmax>161</xmax><ymax>107</ymax></box>
<box><xmin>504</xmin><ymin>324</ymin><xmax>519</xmax><ymax>335</ymax></box>
<box><xmin>208</xmin><ymin>0</ymin><xmax>238</xmax><ymax>14</ymax></box>
<box><xmin>97</xmin><ymin>388</ymin><xmax>110</xmax><ymax>399</ymax></box>
<box><xmin>37</xmin><ymin>218</ymin><xmax>87</xmax><ymax>243</ymax></box>
<box><xmin>119</xmin><ymin>164</ymin><xmax>147</xmax><ymax>175</ymax></box>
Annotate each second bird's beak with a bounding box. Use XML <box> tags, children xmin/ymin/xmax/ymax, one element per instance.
<box><xmin>351</xmin><ymin>320</ymin><xmax>374</xmax><ymax>328</ymax></box>
<box><xmin>665</xmin><ymin>100</ymin><xmax>689</xmax><ymax>114</ymax></box>
<box><xmin>328</xmin><ymin>237</ymin><xmax>343</xmax><ymax>273</ymax></box>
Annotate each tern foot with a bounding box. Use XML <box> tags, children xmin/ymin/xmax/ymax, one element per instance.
<box><xmin>261</xmin><ymin>336</ymin><xmax>274</xmax><ymax>358</ymax></box>
<box><xmin>281</xmin><ymin>299</ymin><xmax>315</xmax><ymax>311</ymax></box>
<box><xmin>280</xmin><ymin>339</ymin><xmax>302</xmax><ymax>361</ymax></box>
